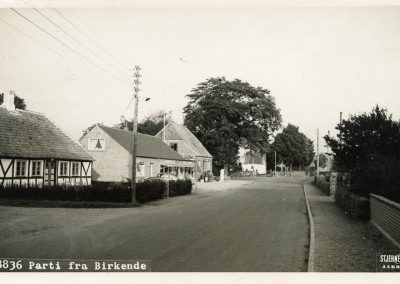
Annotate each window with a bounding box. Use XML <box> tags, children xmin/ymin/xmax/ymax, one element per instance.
<box><xmin>15</xmin><ymin>160</ymin><xmax>27</xmax><ymax>177</ymax></box>
<box><xmin>170</xmin><ymin>143</ymin><xmax>178</xmax><ymax>151</ymax></box>
<box><xmin>59</xmin><ymin>161</ymin><xmax>69</xmax><ymax>176</ymax></box>
<box><xmin>71</xmin><ymin>162</ymin><xmax>80</xmax><ymax>176</ymax></box>
<box><xmin>89</xmin><ymin>138</ymin><xmax>105</xmax><ymax>150</ymax></box>
<box><xmin>31</xmin><ymin>161</ymin><xmax>42</xmax><ymax>176</ymax></box>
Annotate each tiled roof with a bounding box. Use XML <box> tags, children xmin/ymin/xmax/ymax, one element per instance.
<box><xmin>156</xmin><ymin>122</ymin><xmax>213</xmax><ymax>158</ymax></box>
<box><xmin>99</xmin><ymin>125</ymin><xmax>189</xmax><ymax>161</ymax></box>
<box><xmin>0</xmin><ymin>108</ymin><xmax>92</xmax><ymax>161</ymax></box>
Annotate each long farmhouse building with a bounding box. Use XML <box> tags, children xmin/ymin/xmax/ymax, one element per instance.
<box><xmin>0</xmin><ymin>91</ymin><xmax>93</xmax><ymax>188</ymax></box>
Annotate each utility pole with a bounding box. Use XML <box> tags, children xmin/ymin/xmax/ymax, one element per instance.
<box><xmin>316</xmin><ymin>128</ymin><xmax>320</xmax><ymax>178</ymax></box>
<box><xmin>274</xmin><ymin>150</ymin><xmax>277</xmax><ymax>178</ymax></box>
<box><xmin>163</xmin><ymin>112</ymin><xmax>166</xmax><ymax>141</ymax></box>
<box><xmin>131</xmin><ymin>65</ymin><xmax>141</xmax><ymax>204</ymax></box>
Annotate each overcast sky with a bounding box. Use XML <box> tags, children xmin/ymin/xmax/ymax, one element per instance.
<box><xmin>1</xmin><ymin>3</ymin><xmax>399</xmax><ymax>151</ymax></box>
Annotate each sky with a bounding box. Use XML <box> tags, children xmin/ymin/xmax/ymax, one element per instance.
<box><xmin>0</xmin><ymin>2</ymin><xmax>400</xmax><ymax>152</ymax></box>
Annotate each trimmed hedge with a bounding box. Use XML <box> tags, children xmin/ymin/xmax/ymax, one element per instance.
<box><xmin>335</xmin><ymin>185</ymin><xmax>370</xmax><ymax>220</ymax></box>
<box><xmin>0</xmin><ymin>179</ymin><xmax>193</xmax><ymax>204</ymax></box>
<box><xmin>169</xmin><ymin>180</ymin><xmax>192</xmax><ymax>197</ymax></box>
<box><xmin>136</xmin><ymin>180</ymin><xmax>166</xmax><ymax>203</ymax></box>
<box><xmin>0</xmin><ymin>182</ymin><xmax>131</xmax><ymax>203</ymax></box>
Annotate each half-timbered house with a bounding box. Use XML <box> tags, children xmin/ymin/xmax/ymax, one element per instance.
<box><xmin>0</xmin><ymin>91</ymin><xmax>92</xmax><ymax>188</ymax></box>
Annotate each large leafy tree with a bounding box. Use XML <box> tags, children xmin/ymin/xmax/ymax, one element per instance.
<box><xmin>0</xmin><ymin>93</ymin><xmax>27</xmax><ymax>110</ymax></box>
<box><xmin>324</xmin><ymin>106</ymin><xmax>400</xmax><ymax>201</ymax></box>
<box><xmin>270</xmin><ymin>124</ymin><xmax>314</xmax><ymax>169</ymax></box>
<box><xmin>324</xmin><ymin>106</ymin><xmax>400</xmax><ymax>169</ymax></box>
<box><xmin>183</xmin><ymin>77</ymin><xmax>282</xmax><ymax>173</ymax></box>
<box><xmin>114</xmin><ymin>111</ymin><xmax>173</xmax><ymax>135</ymax></box>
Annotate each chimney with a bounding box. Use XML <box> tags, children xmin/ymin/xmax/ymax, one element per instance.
<box><xmin>1</xmin><ymin>90</ymin><xmax>16</xmax><ymax>111</ymax></box>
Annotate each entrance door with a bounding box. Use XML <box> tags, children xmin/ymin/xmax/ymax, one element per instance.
<box><xmin>44</xmin><ymin>160</ymin><xmax>55</xmax><ymax>186</ymax></box>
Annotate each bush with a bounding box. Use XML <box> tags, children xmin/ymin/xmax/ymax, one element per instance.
<box><xmin>335</xmin><ymin>185</ymin><xmax>370</xmax><ymax>220</ymax></box>
<box><xmin>0</xmin><ymin>182</ymin><xmax>131</xmax><ymax>203</ymax></box>
<box><xmin>136</xmin><ymin>180</ymin><xmax>166</xmax><ymax>203</ymax></box>
<box><xmin>169</xmin><ymin>180</ymin><xmax>192</xmax><ymax>197</ymax></box>
<box><xmin>318</xmin><ymin>181</ymin><xmax>330</xmax><ymax>196</ymax></box>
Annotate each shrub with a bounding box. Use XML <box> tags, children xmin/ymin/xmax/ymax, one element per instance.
<box><xmin>136</xmin><ymin>180</ymin><xmax>166</xmax><ymax>203</ymax></box>
<box><xmin>318</xmin><ymin>181</ymin><xmax>330</xmax><ymax>196</ymax></box>
<box><xmin>0</xmin><ymin>182</ymin><xmax>131</xmax><ymax>203</ymax></box>
<box><xmin>335</xmin><ymin>185</ymin><xmax>370</xmax><ymax>220</ymax></box>
<box><xmin>169</xmin><ymin>180</ymin><xmax>192</xmax><ymax>197</ymax></box>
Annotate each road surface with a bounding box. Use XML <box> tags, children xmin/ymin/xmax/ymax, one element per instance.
<box><xmin>0</xmin><ymin>177</ymin><xmax>310</xmax><ymax>271</ymax></box>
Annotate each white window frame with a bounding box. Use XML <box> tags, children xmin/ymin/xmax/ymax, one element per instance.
<box><xmin>59</xmin><ymin>161</ymin><xmax>69</xmax><ymax>177</ymax></box>
<box><xmin>88</xmin><ymin>138</ymin><xmax>105</xmax><ymax>151</ymax></box>
<box><xmin>15</xmin><ymin>160</ymin><xmax>28</xmax><ymax>177</ymax></box>
<box><xmin>31</xmin><ymin>161</ymin><xmax>42</xmax><ymax>177</ymax></box>
<box><xmin>71</xmin><ymin>162</ymin><xmax>80</xmax><ymax>176</ymax></box>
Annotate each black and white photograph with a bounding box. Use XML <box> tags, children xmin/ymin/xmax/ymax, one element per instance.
<box><xmin>0</xmin><ymin>0</ymin><xmax>400</xmax><ymax>282</ymax></box>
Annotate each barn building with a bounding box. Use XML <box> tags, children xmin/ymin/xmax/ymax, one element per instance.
<box><xmin>156</xmin><ymin>122</ymin><xmax>213</xmax><ymax>180</ymax></box>
<box><xmin>79</xmin><ymin>125</ymin><xmax>195</xmax><ymax>182</ymax></box>
<box><xmin>0</xmin><ymin>91</ymin><xmax>93</xmax><ymax>188</ymax></box>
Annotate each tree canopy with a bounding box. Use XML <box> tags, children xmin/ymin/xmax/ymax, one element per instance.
<box><xmin>114</xmin><ymin>111</ymin><xmax>173</xmax><ymax>135</ymax></box>
<box><xmin>0</xmin><ymin>93</ymin><xmax>27</xmax><ymax>110</ymax></box>
<box><xmin>270</xmin><ymin>124</ymin><xmax>314</xmax><ymax>169</ymax></box>
<box><xmin>183</xmin><ymin>77</ymin><xmax>282</xmax><ymax>172</ymax></box>
<box><xmin>324</xmin><ymin>105</ymin><xmax>400</xmax><ymax>201</ymax></box>
<box><xmin>324</xmin><ymin>105</ymin><xmax>400</xmax><ymax>170</ymax></box>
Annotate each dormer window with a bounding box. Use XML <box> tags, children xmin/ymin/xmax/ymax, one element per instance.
<box><xmin>89</xmin><ymin>138</ymin><xmax>105</xmax><ymax>151</ymax></box>
<box><xmin>170</xmin><ymin>143</ymin><xmax>178</xmax><ymax>152</ymax></box>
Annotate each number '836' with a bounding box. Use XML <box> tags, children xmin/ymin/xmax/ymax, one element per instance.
<box><xmin>0</xmin><ymin>260</ymin><xmax>22</xmax><ymax>270</ymax></box>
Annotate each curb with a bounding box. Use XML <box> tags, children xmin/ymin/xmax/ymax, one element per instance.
<box><xmin>303</xmin><ymin>183</ymin><xmax>315</xmax><ymax>272</ymax></box>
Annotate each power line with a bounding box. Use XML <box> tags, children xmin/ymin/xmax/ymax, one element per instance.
<box><xmin>0</xmin><ymin>15</ymin><xmax>102</xmax><ymax>84</ymax></box>
<box><xmin>34</xmin><ymin>8</ymin><xmax>129</xmax><ymax>79</ymax></box>
<box><xmin>68</xmin><ymin>8</ymin><xmax>133</xmax><ymax>70</ymax></box>
<box><xmin>10</xmin><ymin>8</ymin><xmax>129</xmax><ymax>86</ymax></box>
<box><xmin>53</xmin><ymin>8</ymin><xmax>131</xmax><ymax>74</ymax></box>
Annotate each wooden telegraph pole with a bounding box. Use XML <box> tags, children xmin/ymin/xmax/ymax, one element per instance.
<box><xmin>131</xmin><ymin>65</ymin><xmax>141</xmax><ymax>204</ymax></box>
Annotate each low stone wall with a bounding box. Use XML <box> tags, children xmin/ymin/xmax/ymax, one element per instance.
<box><xmin>370</xmin><ymin>194</ymin><xmax>400</xmax><ymax>248</ymax></box>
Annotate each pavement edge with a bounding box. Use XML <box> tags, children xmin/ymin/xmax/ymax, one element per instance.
<box><xmin>303</xmin><ymin>183</ymin><xmax>315</xmax><ymax>272</ymax></box>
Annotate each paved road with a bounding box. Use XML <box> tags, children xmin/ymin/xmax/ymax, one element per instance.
<box><xmin>0</xmin><ymin>177</ymin><xmax>310</xmax><ymax>271</ymax></box>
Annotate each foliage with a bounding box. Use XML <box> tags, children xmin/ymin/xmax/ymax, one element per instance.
<box><xmin>335</xmin><ymin>185</ymin><xmax>370</xmax><ymax>220</ymax></box>
<box><xmin>314</xmin><ymin>153</ymin><xmax>328</xmax><ymax>169</ymax></box>
<box><xmin>114</xmin><ymin>111</ymin><xmax>173</xmax><ymax>135</ymax></box>
<box><xmin>80</xmin><ymin>122</ymin><xmax>103</xmax><ymax>140</ymax></box>
<box><xmin>183</xmin><ymin>77</ymin><xmax>282</xmax><ymax>172</ymax></box>
<box><xmin>136</xmin><ymin>180</ymin><xmax>166</xmax><ymax>203</ymax></box>
<box><xmin>169</xmin><ymin>180</ymin><xmax>192</xmax><ymax>197</ymax></box>
<box><xmin>270</xmin><ymin>124</ymin><xmax>314</xmax><ymax>168</ymax></box>
<box><xmin>0</xmin><ymin>93</ymin><xmax>27</xmax><ymax>110</ymax></box>
<box><xmin>0</xmin><ymin>182</ymin><xmax>131</xmax><ymax>203</ymax></box>
<box><xmin>324</xmin><ymin>106</ymin><xmax>400</xmax><ymax>169</ymax></box>
<box><xmin>324</xmin><ymin>106</ymin><xmax>400</xmax><ymax>202</ymax></box>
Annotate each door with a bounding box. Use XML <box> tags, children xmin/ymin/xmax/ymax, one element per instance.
<box><xmin>44</xmin><ymin>160</ymin><xmax>55</xmax><ymax>186</ymax></box>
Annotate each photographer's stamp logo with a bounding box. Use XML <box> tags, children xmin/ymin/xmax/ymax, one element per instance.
<box><xmin>377</xmin><ymin>252</ymin><xmax>400</xmax><ymax>271</ymax></box>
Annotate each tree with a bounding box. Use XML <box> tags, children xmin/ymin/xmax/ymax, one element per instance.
<box><xmin>183</xmin><ymin>77</ymin><xmax>282</xmax><ymax>173</ymax></box>
<box><xmin>324</xmin><ymin>106</ymin><xmax>400</xmax><ymax>201</ymax></box>
<box><xmin>114</xmin><ymin>111</ymin><xmax>173</xmax><ymax>135</ymax></box>
<box><xmin>314</xmin><ymin>153</ymin><xmax>328</xmax><ymax>169</ymax></box>
<box><xmin>324</xmin><ymin>106</ymin><xmax>400</xmax><ymax>170</ymax></box>
<box><xmin>0</xmin><ymin>93</ymin><xmax>27</xmax><ymax>110</ymax></box>
<box><xmin>270</xmin><ymin>124</ymin><xmax>314</xmax><ymax>169</ymax></box>
<box><xmin>80</xmin><ymin>122</ymin><xmax>103</xmax><ymax>140</ymax></box>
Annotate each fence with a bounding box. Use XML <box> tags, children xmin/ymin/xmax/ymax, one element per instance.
<box><xmin>370</xmin><ymin>193</ymin><xmax>400</xmax><ymax>248</ymax></box>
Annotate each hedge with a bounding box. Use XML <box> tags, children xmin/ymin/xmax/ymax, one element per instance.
<box><xmin>335</xmin><ymin>185</ymin><xmax>370</xmax><ymax>220</ymax></box>
<box><xmin>169</xmin><ymin>180</ymin><xmax>192</xmax><ymax>197</ymax></box>
<box><xmin>0</xmin><ymin>179</ymin><xmax>193</xmax><ymax>204</ymax></box>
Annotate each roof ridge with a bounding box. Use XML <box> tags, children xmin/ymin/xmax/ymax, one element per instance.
<box><xmin>47</xmin><ymin>116</ymin><xmax>86</xmax><ymax>150</ymax></box>
<box><xmin>99</xmin><ymin>125</ymin><xmax>162</xmax><ymax>138</ymax></box>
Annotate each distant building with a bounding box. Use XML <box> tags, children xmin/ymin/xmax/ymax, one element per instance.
<box><xmin>156</xmin><ymin>122</ymin><xmax>213</xmax><ymax>179</ymax></box>
<box><xmin>0</xmin><ymin>91</ymin><xmax>92</xmax><ymax>188</ymax></box>
<box><xmin>238</xmin><ymin>147</ymin><xmax>267</xmax><ymax>174</ymax></box>
<box><xmin>80</xmin><ymin>125</ymin><xmax>195</xmax><ymax>182</ymax></box>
